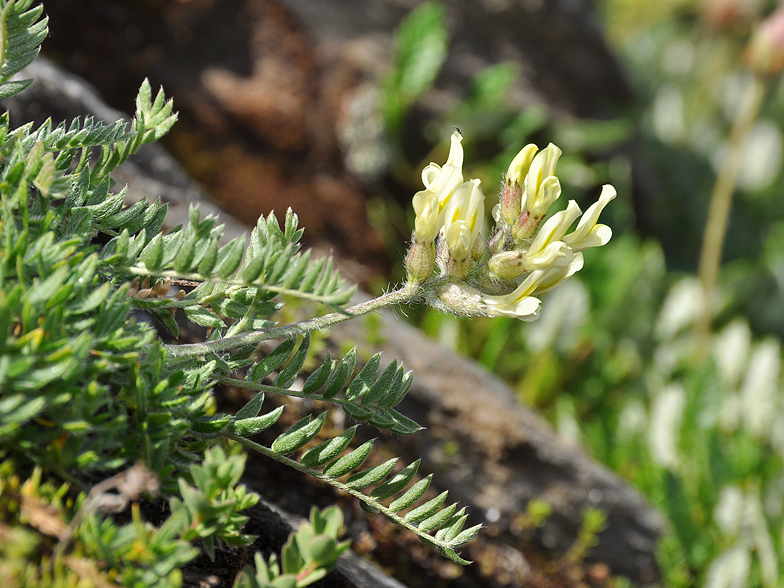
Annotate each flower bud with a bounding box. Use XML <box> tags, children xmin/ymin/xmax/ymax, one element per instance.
<box><xmin>744</xmin><ymin>5</ymin><xmax>784</xmax><ymax>76</ymax></box>
<box><xmin>488</xmin><ymin>251</ymin><xmax>525</xmax><ymax>280</ymax></box>
<box><xmin>501</xmin><ymin>144</ymin><xmax>538</xmax><ymax>226</ymax></box>
<box><xmin>435</xmin><ymin>283</ymin><xmax>486</xmax><ymax>317</ymax></box>
<box><xmin>522</xmin><ymin>143</ymin><xmax>562</xmax><ymax>225</ymax></box>
<box><xmin>405</xmin><ymin>236</ymin><xmax>436</xmax><ymax>283</ymax></box>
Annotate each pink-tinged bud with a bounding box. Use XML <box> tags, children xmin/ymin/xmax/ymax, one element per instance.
<box><xmin>745</xmin><ymin>4</ymin><xmax>784</xmax><ymax>76</ymax></box>
<box><xmin>405</xmin><ymin>236</ymin><xmax>436</xmax><ymax>283</ymax></box>
<box><xmin>487</xmin><ymin>228</ymin><xmax>506</xmax><ymax>254</ymax></box>
<box><xmin>499</xmin><ymin>177</ymin><xmax>523</xmax><ymax>227</ymax></box>
<box><xmin>511</xmin><ymin>210</ymin><xmax>540</xmax><ymax>242</ymax></box>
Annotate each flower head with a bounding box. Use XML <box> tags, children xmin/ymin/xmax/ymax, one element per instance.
<box><xmin>406</xmin><ymin>133</ymin><xmax>615</xmax><ymax>324</ymax></box>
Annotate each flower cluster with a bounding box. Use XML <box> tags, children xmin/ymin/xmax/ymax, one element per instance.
<box><xmin>405</xmin><ymin>131</ymin><xmax>616</xmax><ymax>321</ymax></box>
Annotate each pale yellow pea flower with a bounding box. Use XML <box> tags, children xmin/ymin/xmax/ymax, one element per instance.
<box><xmin>412</xmin><ymin>190</ymin><xmax>440</xmax><ymax>242</ymax></box>
<box><xmin>482</xmin><ymin>269</ymin><xmax>543</xmax><ymax>321</ymax></box>
<box><xmin>420</xmin><ymin>130</ymin><xmax>465</xmax><ymax>223</ymax></box>
<box><xmin>443</xmin><ymin>178</ymin><xmax>485</xmax><ymax>262</ymax></box>
<box><xmin>563</xmin><ymin>185</ymin><xmax>616</xmax><ymax>251</ymax></box>
<box><xmin>521</xmin><ymin>200</ymin><xmax>582</xmax><ymax>271</ymax></box>
<box><xmin>523</xmin><ymin>143</ymin><xmax>562</xmax><ymax>220</ymax></box>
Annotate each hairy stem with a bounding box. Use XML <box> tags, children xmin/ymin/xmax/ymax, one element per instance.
<box><xmin>166</xmin><ymin>282</ymin><xmax>421</xmax><ymax>360</ymax></box>
<box><xmin>694</xmin><ymin>73</ymin><xmax>766</xmax><ymax>355</ymax></box>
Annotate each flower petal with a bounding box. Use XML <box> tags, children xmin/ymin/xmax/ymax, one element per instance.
<box><xmin>563</xmin><ymin>185</ymin><xmax>616</xmax><ymax>250</ymax></box>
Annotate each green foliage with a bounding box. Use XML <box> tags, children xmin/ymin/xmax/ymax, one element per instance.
<box><xmin>234</xmin><ymin>506</ymin><xmax>351</xmax><ymax>588</ymax></box>
<box><xmin>382</xmin><ymin>1</ymin><xmax>448</xmax><ymax>134</ymax></box>
<box><xmin>1</xmin><ymin>4</ymin><xmax>484</xmax><ymax>586</ymax></box>
<box><xmin>0</xmin><ymin>0</ymin><xmax>48</xmax><ymax>98</ymax></box>
<box><xmin>170</xmin><ymin>447</ymin><xmax>259</xmax><ymax>560</ymax></box>
<box><xmin>566</xmin><ymin>508</ymin><xmax>607</xmax><ymax>564</ymax></box>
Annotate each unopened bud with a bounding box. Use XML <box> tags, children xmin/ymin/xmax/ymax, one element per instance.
<box><xmin>488</xmin><ymin>251</ymin><xmax>525</xmax><ymax>280</ymax></box>
<box><xmin>435</xmin><ymin>283</ymin><xmax>486</xmax><ymax>317</ymax></box>
<box><xmin>471</xmin><ymin>233</ymin><xmax>485</xmax><ymax>260</ymax></box>
<box><xmin>499</xmin><ymin>178</ymin><xmax>523</xmax><ymax>227</ymax></box>
<box><xmin>744</xmin><ymin>5</ymin><xmax>784</xmax><ymax>76</ymax></box>
<box><xmin>488</xmin><ymin>227</ymin><xmax>506</xmax><ymax>254</ymax></box>
<box><xmin>405</xmin><ymin>236</ymin><xmax>436</xmax><ymax>283</ymax></box>
<box><xmin>447</xmin><ymin>253</ymin><xmax>472</xmax><ymax>281</ymax></box>
<box><xmin>511</xmin><ymin>210</ymin><xmax>539</xmax><ymax>242</ymax></box>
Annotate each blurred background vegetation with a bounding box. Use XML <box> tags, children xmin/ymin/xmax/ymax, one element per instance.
<box><xmin>370</xmin><ymin>1</ymin><xmax>784</xmax><ymax>586</ymax></box>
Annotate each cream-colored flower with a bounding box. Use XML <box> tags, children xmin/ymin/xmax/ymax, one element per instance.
<box><xmin>530</xmin><ymin>251</ymin><xmax>584</xmax><ymax>295</ymax></box>
<box><xmin>522</xmin><ymin>200</ymin><xmax>582</xmax><ymax>271</ymax></box>
<box><xmin>482</xmin><ymin>270</ymin><xmax>543</xmax><ymax>321</ymax></box>
<box><xmin>499</xmin><ymin>144</ymin><xmax>538</xmax><ymax>226</ymax></box>
<box><xmin>563</xmin><ymin>185</ymin><xmax>616</xmax><ymax>251</ymax></box>
<box><xmin>443</xmin><ymin>179</ymin><xmax>485</xmax><ymax>262</ymax></box>
<box><xmin>482</xmin><ymin>250</ymin><xmax>584</xmax><ymax>320</ymax></box>
<box><xmin>412</xmin><ymin>189</ymin><xmax>440</xmax><ymax>242</ymax></box>
<box><xmin>420</xmin><ymin>130</ymin><xmax>465</xmax><ymax>222</ymax></box>
<box><xmin>524</xmin><ymin>143</ymin><xmax>562</xmax><ymax>219</ymax></box>
<box><xmin>507</xmin><ymin>144</ymin><xmax>539</xmax><ymax>187</ymax></box>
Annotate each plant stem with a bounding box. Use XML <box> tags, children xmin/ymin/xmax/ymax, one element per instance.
<box><xmin>166</xmin><ymin>282</ymin><xmax>421</xmax><ymax>360</ymax></box>
<box><xmin>694</xmin><ymin>73</ymin><xmax>766</xmax><ymax>355</ymax></box>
